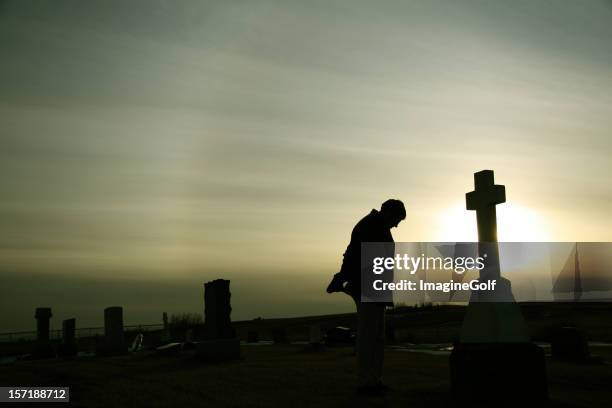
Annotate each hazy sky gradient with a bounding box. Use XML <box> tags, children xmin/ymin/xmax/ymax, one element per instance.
<box><xmin>1</xmin><ymin>0</ymin><xmax>611</xmax><ymax>331</ymax></box>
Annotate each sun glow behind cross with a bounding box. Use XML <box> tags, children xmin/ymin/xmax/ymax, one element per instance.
<box><xmin>434</xmin><ymin>203</ymin><xmax>551</xmax><ymax>242</ymax></box>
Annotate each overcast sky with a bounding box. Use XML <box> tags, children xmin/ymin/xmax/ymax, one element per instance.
<box><xmin>1</xmin><ymin>0</ymin><xmax>611</xmax><ymax>331</ymax></box>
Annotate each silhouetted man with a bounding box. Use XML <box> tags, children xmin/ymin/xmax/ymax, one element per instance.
<box><xmin>327</xmin><ymin>199</ymin><xmax>406</xmax><ymax>394</ymax></box>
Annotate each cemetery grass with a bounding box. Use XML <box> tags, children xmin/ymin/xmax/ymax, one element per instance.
<box><xmin>2</xmin><ymin>345</ymin><xmax>612</xmax><ymax>407</ymax></box>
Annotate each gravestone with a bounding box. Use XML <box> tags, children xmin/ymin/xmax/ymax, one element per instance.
<box><xmin>305</xmin><ymin>325</ymin><xmax>325</xmax><ymax>351</ymax></box>
<box><xmin>103</xmin><ymin>306</ymin><xmax>126</xmax><ymax>355</ymax></box>
<box><xmin>161</xmin><ymin>312</ymin><xmax>171</xmax><ymax>343</ymax></box>
<box><xmin>203</xmin><ymin>279</ymin><xmax>236</xmax><ymax>339</ymax></box>
<box><xmin>195</xmin><ymin>279</ymin><xmax>240</xmax><ymax>362</ymax></box>
<box><xmin>58</xmin><ymin>318</ymin><xmax>77</xmax><ymax>357</ymax></box>
<box><xmin>34</xmin><ymin>307</ymin><xmax>54</xmax><ymax>358</ymax></box>
<box><xmin>309</xmin><ymin>325</ymin><xmax>322</xmax><ymax>344</ymax></box>
<box><xmin>450</xmin><ymin>170</ymin><xmax>548</xmax><ymax>403</ymax></box>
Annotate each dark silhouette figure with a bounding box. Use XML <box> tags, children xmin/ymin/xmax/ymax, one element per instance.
<box><xmin>327</xmin><ymin>199</ymin><xmax>406</xmax><ymax>394</ymax></box>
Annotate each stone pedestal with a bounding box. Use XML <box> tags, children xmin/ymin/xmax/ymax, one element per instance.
<box><xmin>460</xmin><ymin>278</ymin><xmax>529</xmax><ymax>343</ymax></box>
<box><xmin>195</xmin><ymin>338</ymin><xmax>240</xmax><ymax>362</ymax></box>
<box><xmin>59</xmin><ymin>318</ymin><xmax>77</xmax><ymax>357</ymax></box>
<box><xmin>450</xmin><ymin>342</ymin><xmax>548</xmax><ymax>402</ymax></box>
<box><xmin>34</xmin><ymin>307</ymin><xmax>54</xmax><ymax>358</ymax></box>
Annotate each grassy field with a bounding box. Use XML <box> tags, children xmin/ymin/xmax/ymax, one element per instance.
<box><xmin>1</xmin><ymin>344</ymin><xmax>611</xmax><ymax>407</ymax></box>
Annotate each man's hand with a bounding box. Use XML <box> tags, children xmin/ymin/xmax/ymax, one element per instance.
<box><xmin>326</xmin><ymin>272</ymin><xmax>346</xmax><ymax>293</ymax></box>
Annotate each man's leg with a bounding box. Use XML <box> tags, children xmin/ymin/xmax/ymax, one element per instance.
<box><xmin>357</xmin><ymin>302</ymin><xmax>386</xmax><ymax>387</ymax></box>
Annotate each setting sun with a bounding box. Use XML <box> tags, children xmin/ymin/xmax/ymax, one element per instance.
<box><xmin>434</xmin><ymin>203</ymin><xmax>551</xmax><ymax>242</ymax></box>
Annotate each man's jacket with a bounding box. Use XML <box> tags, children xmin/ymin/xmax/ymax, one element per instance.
<box><xmin>337</xmin><ymin>209</ymin><xmax>394</xmax><ymax>304</ymax></box>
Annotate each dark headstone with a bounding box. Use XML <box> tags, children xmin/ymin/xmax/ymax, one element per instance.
<box><xmin>103</xmin><ymin>306</ymin><xmax>126</xmax><ymax>355</ymax></box>
<box><xmin>34</xmin><ymin>307</ymin><xmax>54</xmax><ymax>358</ymax></box>
<box><xmin>551</xmin><ymin>327</ymin><xmax>589</xmax><ymax>361</ymax></box>
<box><xmin>203</xmin><ymin>279</ymin><xmax>236</xmax><ymax>339</ymax></box>
<box><xmin>58</xmin><ymin>318</ymin><xmax>77</xmax><ymax>357</ymax></box>
<box><xmin>196</xmin><ymin>279</ymin><xmax>240</xmax><ymax>361</ymax></box>
<box><xmin>161</xmin><ymin>312</ymin><xmax>170</xmax><ymax>343</ymax></box>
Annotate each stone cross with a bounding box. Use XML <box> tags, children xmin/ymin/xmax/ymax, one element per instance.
<box><xmin>466</xmin><ymin>169</ymin><xmax>504</xmax><ymax>280</ymax></box>
<box><xmin>460</xmin><ymin>169</ymin><xmax>528</xmax><ymax>341</ymax></box>
<box><xmin>466</xmin><ymin>169</ymin><xmax>505</xmax><ymax>241</ymax></box>
<box><xmin>451</xmin><ymin>170</ymin><xmax>548</xmax><ymax>402</ymax></box>
<box><xmin>104</xmin><ymin>306</ymin><xmax>125</xmax><ymax>354</ymax></box>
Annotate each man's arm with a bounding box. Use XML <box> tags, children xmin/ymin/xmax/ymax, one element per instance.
<box><xmin>326</xmin><ymin>242</ymin><xmax>358</xmax><ymax>293</ymax></box>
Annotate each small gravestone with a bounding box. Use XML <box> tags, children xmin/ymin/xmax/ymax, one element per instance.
<box><xmin>551</xmin><ymin>327</ymin><xmax>590</xmax><ymax>361</ymax></box>
<box><xmin>304</xmin><ymin>325</ymin><xmax>325</xmax><ymax>352</ymax></box>
<box><xmin>309</xmin><ymin>325</ymin><xmax>322</xmax><ymax>344</ymax></box>
<box><xmin>161</xmin><ymin>312</ymin><xmax>171</xmax><ymax>343</ymax></box>
<box><xmin>102</xmin><ymin>306</ymin><xmax>126</xmax><ymax>355</ymax></box>
<box><xmin>34</xmin><ymin>307</ymin><xmax>54</xmax><ymax>358</ymax></box>
<box><xmin>450</xmin><ymin>170</ymin><xmax>548</xmax><ymax>403</ymax></box>
<box><xmin>58</xmin><ymin>318</ymin><xmax>77</xmax><ymax>357</ymax></box>
<box><xmin>195</xmin><ymin>279</ymin><xmax>240</xmax><ymax>362</ymax></box>
<box><xmin>247</xmin><ymin>330</ymin><xmax>259</xmax><ymax>343</ymax></box>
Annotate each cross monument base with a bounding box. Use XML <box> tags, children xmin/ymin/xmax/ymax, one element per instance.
<box><xmin>450</xmin><ymin>342</ymin><xmax>548</xmax><ymax>403</ymax></box>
